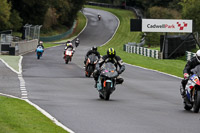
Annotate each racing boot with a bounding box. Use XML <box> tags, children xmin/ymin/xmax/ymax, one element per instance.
<box><xmin>180</xmin><ymin>85</ymin><xmax>186</xmax><ymax>98</ymax></box>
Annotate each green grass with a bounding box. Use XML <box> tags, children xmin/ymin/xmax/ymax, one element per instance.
<box><xmin>0</xmin><ymin>96</ymin><xmax>68</xmax><ymax>133</ymax></box>
<box><xmin>86</xmin><ymin>5</ymin><xmax>185</xmax><ymax>78</ymax></box>
<box><xmin>43</xmin><ymin>43</ymin><xmax>61</xmax><ymax>48</ymax></box>
<box><xmin>0</xmin><ymin>55</ymin><xmax>20</xmax><ymax>73</ymax></box>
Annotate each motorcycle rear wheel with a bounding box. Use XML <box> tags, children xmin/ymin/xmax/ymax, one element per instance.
<box><xmin>193</xmin><ymin>90</ymin><xmax>200</xmax><ymax>113</ymax></box>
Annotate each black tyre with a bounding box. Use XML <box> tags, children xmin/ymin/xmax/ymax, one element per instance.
<box><xmin>104</xmin><ymin>82</ymin><xmax>111</xmax><ymax>100</ymax></box>
<box><xmin>87</xmin><ymin>65</ymin><xmax>93</xmax><ymax>77</ymax></box>
<box><xmin>37</xmin><ymin>52</ymin><xmax>41</xmax><ymax>59</ymax></box>
<box><xmin>65</xmin><ymin>56</ymin><xmax>69</xmax><ymax>64</ymax></box>
<box><xmin>99</xmin><ymin>93</ymin><xmax>104</xmax><ymax>99</ymax></box>
<box><xmin>193</xmin><ymin>90</ymin><xmax>200</xmax><ymax>113</ymax></box>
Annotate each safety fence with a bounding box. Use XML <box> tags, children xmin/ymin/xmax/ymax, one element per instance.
<box><xmin>124</xmin><ymin>43</ymin><xmax>159</xmax><ymax>59</ymax></box>
<box><xmin>40</xmin><ymin>21</ymin><xmax>76</xmax><ymax>42</ymax></box>
<box><xmin>186</xmin><ymin>51</ymin><xmax>195</xmax><ymax>61</ymax></box>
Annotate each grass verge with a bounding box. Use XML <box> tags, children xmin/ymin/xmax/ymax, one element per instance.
<box><xmin>0</xmin><ymin>96</ymin><xmax>68</xmax><ymax>133</ymax></box>
<box><xmin>86</xmin><ymin>5</ymin><xmax>185</xmax><ymax>78</ymax></box>
<box><xmin>0</xmin><ymin>55</ymin><xmax>20</xmax><ymax>73</ymax></box>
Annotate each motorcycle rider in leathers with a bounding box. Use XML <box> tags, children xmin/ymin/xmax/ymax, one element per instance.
<box><xmin>63</xmin><ymin>42</ymin><xmax>75</xmax><ymax>58</ymax></box>
<box><xmin>181</xmin><ymin>50</ymin><xmax>200</xmax><ymax>98</ymax></box>
<box><xmin>93</xmin><ymin>48</ymin><xmax>125</xmax><ymax>88</ymax></box>
<box><xmin>84</xmin><ymin>46</ymin><xmax>100</xmax><ymax>67</ymax></box>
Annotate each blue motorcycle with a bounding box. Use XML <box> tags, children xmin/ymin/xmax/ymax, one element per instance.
<box><xmin>36</xmin><ymin>46</ymin><xmax>44</xmax><ymax>59</ymax></box>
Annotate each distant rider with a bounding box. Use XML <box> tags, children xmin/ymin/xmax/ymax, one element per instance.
<box><xmin>64</xmin><ymin>42</ymin><xmax>75</xmax><ymax>57</ymax></box>
<box><xmin>37</xmin><ymin>41</ymin><xmax>44</xmax><ymax>49</ymax></box>
<box><xmin>97</xmin><ymin>13</ymin><xmax>101</xmax><ymax>20</ymax></box>
<box><xmin>180</xmin><ymin>50</ymin><xmax>200</xmax><ymax>97</ymax></box>
<box><xmin>84</xmin><ymin>46</ymin><xmax>100</xmax><ymax>67</ymax></box>
<box><xmin>36</xmin><ymin>41</ymin><xmax>44</xmax><ymax>56</ymax></box>
<box><xmin>93</xmin><ymin>48</ymin><xmax>125</xmax><ymax>88</ymax></box>
<box><xmin>75</xmin><ymin>38</ymin><xmax>80</xmax><ymax>47</ymax></box>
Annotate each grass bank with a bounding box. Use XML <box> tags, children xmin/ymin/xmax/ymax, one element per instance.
<box><xmin>86</xmin><ymin>5</ymin><xmax>185</xmax><ymax>78</ymax></box>
<box><xmin>0</xmin><ymin>96</ymin><xmax>68</xmax><ymax>133</ymax></box>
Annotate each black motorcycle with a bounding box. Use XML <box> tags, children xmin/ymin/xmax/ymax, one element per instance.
<box><xmin>98</xmin><ymin>14</ymin><xmax>101</xmax><ymax>21</ymax></box>
<box><xmin>97</xmin><ymin>62</ymin><xmax>119</xmax><ymax>100</ymax></box>
<box><xmin>85</xmin><ymin>54</ymin><xmax>98</xmax><ymax>77</ymax></box>
<box><xmin>180</xmin><ymin>65</ymin><xmax>200</xmax><ymax>113</ymax></box>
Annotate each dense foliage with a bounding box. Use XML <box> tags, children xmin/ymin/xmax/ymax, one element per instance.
<box><xmin>0</xmin><ymin>0</ymin><xmax>86</xmax><ymax>32</ymax></box>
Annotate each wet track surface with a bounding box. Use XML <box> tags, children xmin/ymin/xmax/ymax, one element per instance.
<box><xmin>2</xmin><ymin>8</ymin><xmax>200</xmax><ymax>133</ymax></box>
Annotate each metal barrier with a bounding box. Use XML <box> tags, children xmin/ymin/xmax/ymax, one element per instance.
<box><xmin>124</xmin><ymin>44</ymin><xmax>159</xmax><ymax>59</ymax></box>
<box><xmin>40</xmin><ymin>21</ymin><xmax>76</xmax><ymax>42</ymax></box>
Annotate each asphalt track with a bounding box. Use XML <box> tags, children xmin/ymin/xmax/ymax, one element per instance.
<box><xmin>2</xmin><ymin>8</ymin><xmax>200</xmax><ymax>133</ymax></box>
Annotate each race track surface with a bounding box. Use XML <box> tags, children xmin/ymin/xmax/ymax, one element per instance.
<box><xmin>21</xmin><ymin>8</ymin><xmax>200</xmax><ymax>133</ymax></box>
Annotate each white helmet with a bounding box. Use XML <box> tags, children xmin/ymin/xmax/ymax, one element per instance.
<box><xmin>39</xmin><ymin>41</ymin><xmax>43</xmax><ymax>44</ymax></box>
<box><xmin>196</xmin><ymin>50</ymin><xmax>200</xmax><ymax>62</ymax></box>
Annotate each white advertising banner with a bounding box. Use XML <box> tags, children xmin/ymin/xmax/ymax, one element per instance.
<box><xmin>142</xmin><ymin>19</ymin><xmax>193</xmax><ymax>33</ymax></box>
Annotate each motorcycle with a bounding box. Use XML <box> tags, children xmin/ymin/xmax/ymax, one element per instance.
<box><xmin>36</xmin><ymin>46</ymin><xmax>44</xmax><ymax>59</ymax></box>
<box><xmin>85</xmin><ymin>54</ymin><xmax>99</xmax><ymax>77</ymax></box>
<box><xmin>98</xmin><ymin>14</ymin><xmax>101</xmax><ymax>21</ymax></box>
<box><xmin>180</xmin><ymin>65</ymin><xmax>200</xmax><ymax>113</ymax></box>
<box><xmin>75</xmin><ymin>40</ymin><xmax>80</xmax><ymax>47</ymax></box>
<box><xmin>96</xmin><ymin>62</ymin><xmax>119</xmax><ymax>100</ymax></box>
<box><xmin>64</xmin><ymin>47</ymin><xmax>74</xmax><ymax>64</ymax></box>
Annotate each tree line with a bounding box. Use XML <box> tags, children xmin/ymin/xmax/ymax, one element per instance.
<box><xmin>0</xmin><ymin>0</ymin><xmax>86</xmax><ymax>32</ymax></box>
<box><xmin>89</xmin><ymin>0</ymin><xmax>200</xmax><ymax>33</ymax></box>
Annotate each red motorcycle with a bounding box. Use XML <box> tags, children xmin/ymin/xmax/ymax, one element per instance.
<box><xmin>64</xmin><ymin>48</ymin><xmax>74</xmax><ymax>64</ymax></box>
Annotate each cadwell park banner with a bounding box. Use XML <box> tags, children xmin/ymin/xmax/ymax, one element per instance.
<box><xmin>142</xmin><ymin>19</ymin><xmax>193</xmax><ymax>33</ymax></box>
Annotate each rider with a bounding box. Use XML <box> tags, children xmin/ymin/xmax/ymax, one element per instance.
<box><xmin>64</xmin><ymin>42</ymin><xmax>75</xmax><ymax>56</ymax></box>
<box><xmin>84</xmin><ymin>46</ymin><xmax>100</xmax><ymax>67</ymax></box>
<box><xmin>75</xmin><ymin>38</ymin><xmax>80</xmax><ymax>47</ymax></box>
<box><xmin>97</xmin><ymin>13</ymin><xmax>101</xmax><ymax>20</ymax></box>
<box><xmin>93</xmin><ymin>48</ymin><xmax>125</xmax><ymax>88</ymax></box>
<box><xmin>37</xmin><ymin>41</ymin><xmax>44</xmax><ymax>49</ymax></box>
<box><xmin>180</xmin><ymin>50</ymin><xmax>200</xmax><ymax>97</ymax></box>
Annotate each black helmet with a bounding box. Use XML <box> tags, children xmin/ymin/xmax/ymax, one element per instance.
<box><xmin>92</xmin><ymin>46</ymin><xmax>97</xmax><ymax>51</ymax></box>
<box><xmin>107</xmin><ymin>48</ymin><xmax>116</xmax><ymax>58</ymax></box>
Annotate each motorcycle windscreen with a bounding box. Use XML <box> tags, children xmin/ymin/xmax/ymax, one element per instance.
<box><xmin>88</xmin><ymin>54</ymin><xmax>98</xmax><ymax>64</ymax></box>
<box><xmin>101</xmin><ymin>62</ymin><xmax>118</xmax><ymax>78</ymax></box>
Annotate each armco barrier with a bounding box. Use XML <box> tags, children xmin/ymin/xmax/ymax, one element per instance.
<box><xmin>40</xmin><ymin>21</ymin><xmax>76</xmax><ymax>42</ymax></box>
<box><xmin>124</xmin><ymin>44</ymin><xmax>159</xmax><ymax>59</ymax></box>
<box><xmin>186</xmin><ymin>51</ymin><xmax>196</xmax><ymax>61</ymax></box>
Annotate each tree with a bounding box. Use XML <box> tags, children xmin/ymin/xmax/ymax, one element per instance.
<box><xmin>0</xmin><ymin>0</ymin><xmax>11</xmax><ymax>30</ymax></box>
<box><xmin>180</xmin><ymin>0</ymin><xmax>200</xmax><ymax>32</ymax></box>
<box><xmin>9</xmin><ymin>10</ymin><xmax>23</xmax><ymax>31</ymax></box>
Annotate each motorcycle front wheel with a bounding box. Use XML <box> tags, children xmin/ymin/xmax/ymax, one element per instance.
<box><xmin>65</xmin><ymin>56</ymin><xmax>70</xmax><ymax>64</ymax></box>
<box><xmin>193</xmin><ymin>90</ymin><xmax>200</xmax><ymax>113</ymax></box>
<box><xmin>104</xmin><ymin>82</ymin><xmax>111</xmax><ymax>100</ymax></box>
<box><xmin>37</xmin><ymin>53</ymin><xmax>41</xmax><ymax>59</ymax></box>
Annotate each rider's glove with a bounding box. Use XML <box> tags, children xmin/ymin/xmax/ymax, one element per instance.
<box><xmin>184</xmin><ymin>73</ymin><xmax>189</xmax><ymax>79</ymax></box>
